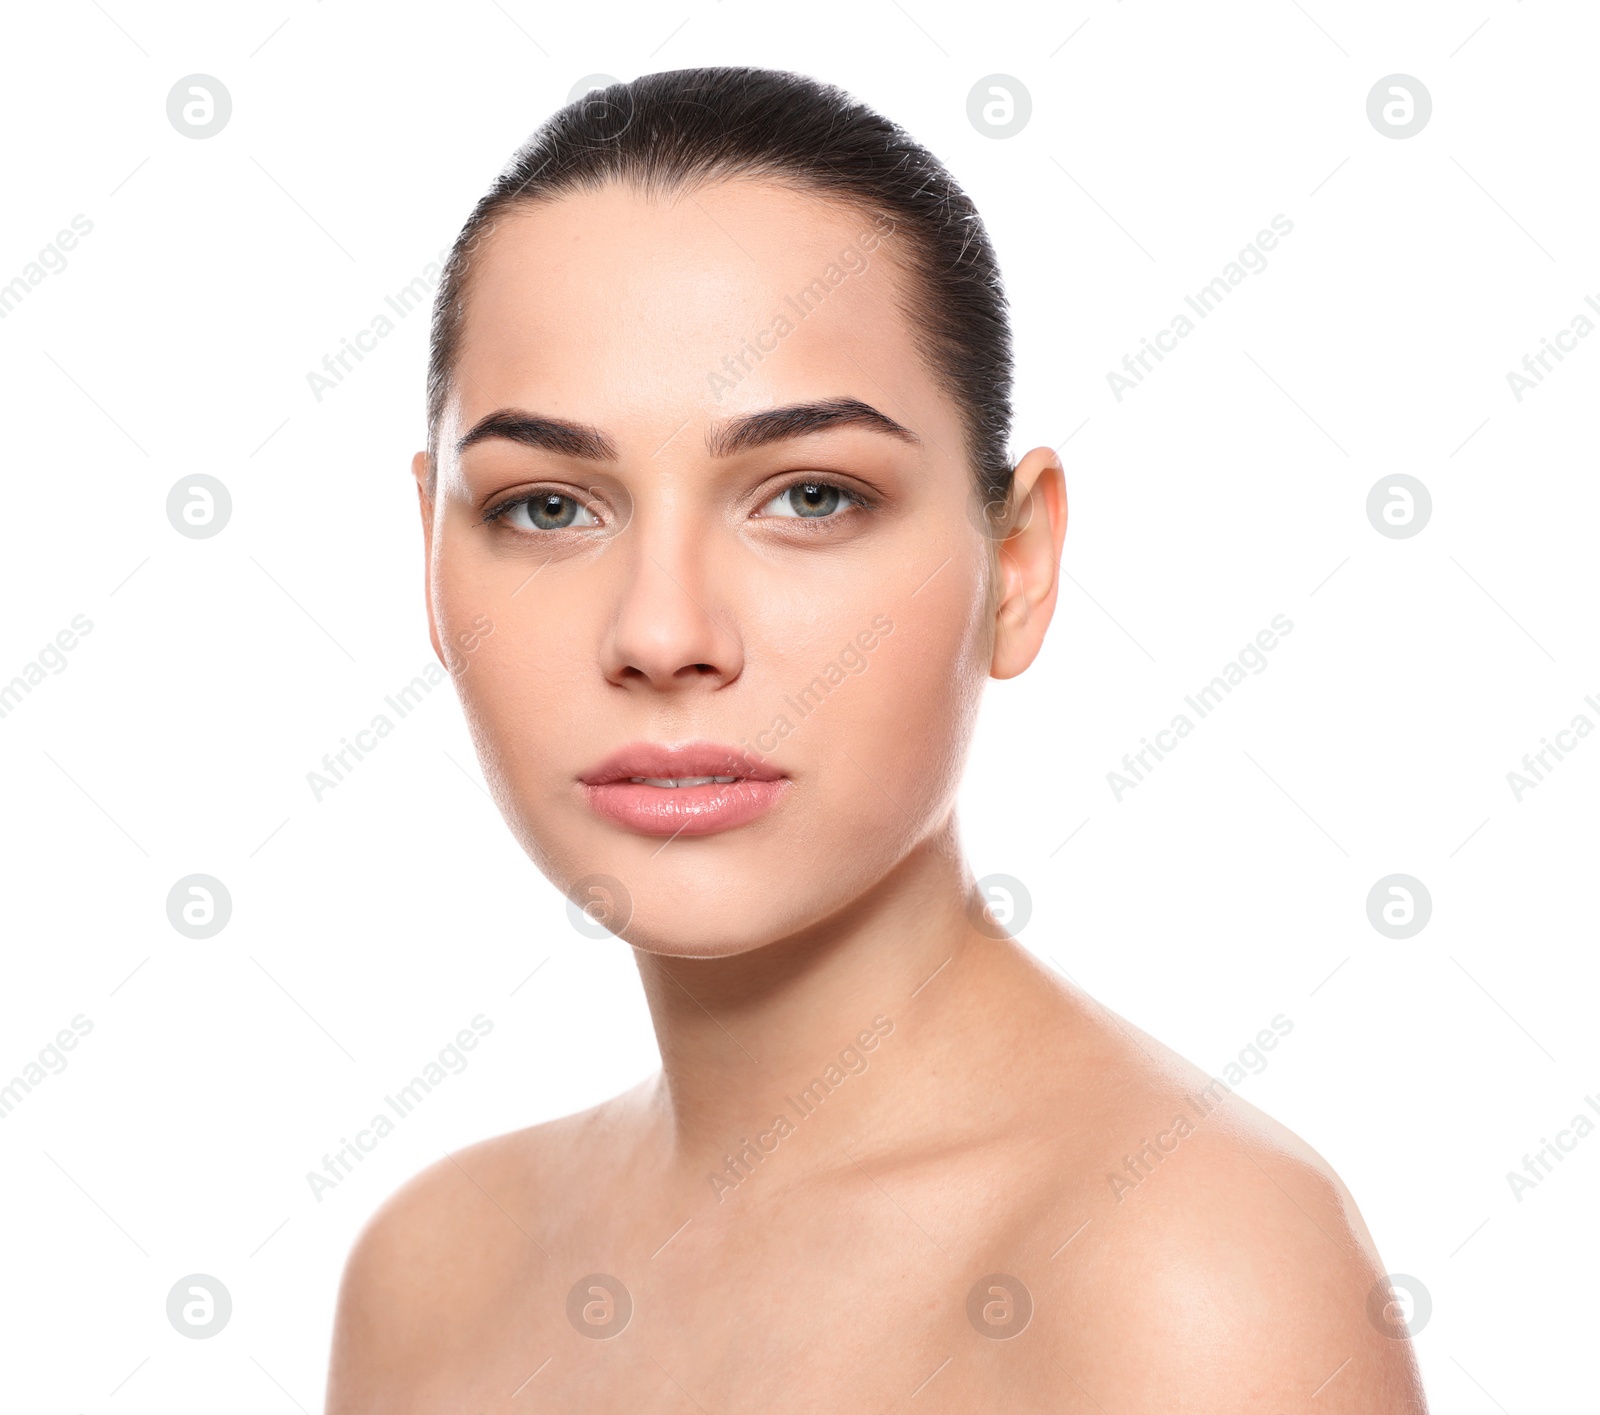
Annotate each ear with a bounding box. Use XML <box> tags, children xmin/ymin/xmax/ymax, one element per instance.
<box><xmin>990</xmin><ymin>445</ymin><xmax>1067</xmax><ymax>680</ymax></box>
<box><xmin>412</xmin><ymin>449</ymin><xmax>447</xmax><ymax>669</ymax></box>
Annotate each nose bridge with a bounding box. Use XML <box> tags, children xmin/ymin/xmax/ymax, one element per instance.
<box><xmin>602</xmin><ymin>495</ymin><xmax>741</xmax><ymax>689</ymax></box>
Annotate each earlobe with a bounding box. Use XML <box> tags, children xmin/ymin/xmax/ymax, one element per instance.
<box><xmin>989</xmin><ymin>446</ymin><xmax>1067</xmax><ymax>681</ymax></box>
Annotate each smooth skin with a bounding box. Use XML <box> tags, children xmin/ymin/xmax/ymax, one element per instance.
<box><xmin>325</xmin><ymin>177</ymin><xmax>1428</xmax><ymax>1413</ymax></box>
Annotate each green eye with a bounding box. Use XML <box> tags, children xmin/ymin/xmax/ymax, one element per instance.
<box><xmin>491</xmin><ymin>493</ymin><xmax>598</xmax><ymax>531</ymax></box>
<box><xmin>759</xmin><ymin>482</ymin><xmax>850</xmax><ymax>519</ymax></box>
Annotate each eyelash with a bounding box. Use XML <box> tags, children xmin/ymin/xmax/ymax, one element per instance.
<box><xmin>479</xmin><ymin>489</ymin><xmax>593</xmax><ymax>528</ymax></box>
<box><xmin>756</xmin><ymin>479</ymin><xmax>869</xmax><ymax>522</ymax></box>
<box><xmin>479</xmin><ymin>478</ymin><xmax>870</xmax><ymax>530</ymax></box>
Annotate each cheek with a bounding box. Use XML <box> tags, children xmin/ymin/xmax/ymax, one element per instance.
<box><xmin>800</xmin><ymin>550</ymin><xmax>991</xmax><ymax>838</ymax></box>
<box><xmin>450</xmin><ymin>626</ymin><xmax>556</xmax><ymax>746</ymax></box>
<box><xmin>429</xmin><ymin>540</ymin><xmax>573</xmax><ymax>777</ymax></box>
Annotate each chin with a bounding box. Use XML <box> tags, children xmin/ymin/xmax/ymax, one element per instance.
<box><xmin>554</xmin><ymin>860</ymin><xmax>844</xmax><ymax>959</ymax></box>
<box><xmin>503</xmin><ymin>792</ymin><xmax>914</xmax><ymax>959</ymax></box>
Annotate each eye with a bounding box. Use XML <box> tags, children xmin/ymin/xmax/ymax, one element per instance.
<box><xmin>755</xmin><ymin>481</ymin><xmax>858</xmax><ymax>520</ymax></box>
<box><xmin>485</xmin><ymin>491</ymin><xmax>599</xmax><ymax>531</ymax></box>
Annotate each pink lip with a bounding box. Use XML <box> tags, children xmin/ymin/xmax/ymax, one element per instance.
<box><xmin>579</xmin><ymin>741</ymin><xmax>789</xmax><ymax>837</ymax></box>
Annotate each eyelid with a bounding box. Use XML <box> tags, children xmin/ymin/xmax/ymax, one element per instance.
<box><xmin>480</xmin><ymin>484</ymin><xmax>607</xmax><ymax>526</ymax></box>
<box><xmin>753</xmin><ymin>474</ymin><xmax>875</xmax><ymax>517</ymax></box>
<box><xmin>478</xmin><ymin>474</ymin><xmax>875</xmax><ymax>527</ymax></box>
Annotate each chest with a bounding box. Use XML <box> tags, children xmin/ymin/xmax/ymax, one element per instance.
<box><xmin>433</xmin><ymin>1197</ymin><xmax>1063</xmax><ymax>1412</ymax></box>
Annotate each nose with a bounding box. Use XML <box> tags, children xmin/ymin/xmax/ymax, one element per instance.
<box><xmin>599</xmin><ymin>524</ymin><xmax>744</xmax><ymax>692</ymax></box>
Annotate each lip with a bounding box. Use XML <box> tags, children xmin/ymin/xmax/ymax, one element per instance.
<box><xmin>579</xmin><ymin>741</ymin><xmax>789</xmax><ymax>837</ymax></box>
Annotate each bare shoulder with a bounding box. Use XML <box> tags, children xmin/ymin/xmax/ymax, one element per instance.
<box><xmin>323</xmin><ymin>1079</ymin><xmax>651</xmax><ymax>1415</ymax></box>
<box><xmin>1023</xmin><ymin>991</ymin><xmax>1428</xmax><ymax>1412</ymax></box>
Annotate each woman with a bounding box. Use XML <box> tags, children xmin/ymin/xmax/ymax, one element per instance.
<box><xmin>326</xmin><ymin>67</ymin><xmax>1427</xmax><ymax>1412</ymax></box>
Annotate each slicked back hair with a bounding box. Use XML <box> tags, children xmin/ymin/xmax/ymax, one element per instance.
<box><xmin>425</xmin><ymin>66</ymin><xmax>1015</xmax><ymax>512</ymax></box>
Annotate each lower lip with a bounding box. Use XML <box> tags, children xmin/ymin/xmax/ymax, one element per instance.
<box><xmin>582</xmin><ymin>778</ymin><xmax>789</xmax><ymax>836</ymax></box>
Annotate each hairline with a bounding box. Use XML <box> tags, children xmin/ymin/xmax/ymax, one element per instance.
<box><xmin>424</xmin><ymin>173</ymin><xmax>979</xmax><ymax>497</ymax></box>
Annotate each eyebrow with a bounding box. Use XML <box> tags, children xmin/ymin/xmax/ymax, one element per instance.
<box><xmin>454</xmin><ymin>396</ymin><xmax>920</xmax><ymax>461</ymax></box>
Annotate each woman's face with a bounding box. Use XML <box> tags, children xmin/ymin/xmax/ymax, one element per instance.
<box><xmin>417</xmin><ymin>178</ymin><xmax>1021</xmax><ymax>957</ymax></box>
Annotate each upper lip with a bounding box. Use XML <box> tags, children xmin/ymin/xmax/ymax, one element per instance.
<box><xmin>579</xmin><ymin>741</ymin><xmax>786</xmax><ymax>785</ymax></box>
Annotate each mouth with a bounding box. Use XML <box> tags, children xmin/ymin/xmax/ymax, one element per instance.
<box><xmin>625</xmin><ymin>775</ymin><xmax>742</xmax><ymax>788</ymax></box>
<box><xmin>578</xmin><ymin>742</ymin><xmax>789</xmax><ymax>837</ymax></box>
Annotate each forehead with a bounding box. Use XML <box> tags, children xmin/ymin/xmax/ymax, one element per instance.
<box><xmin>447</xmin><ymin>178</ymin><xmax>945</xmax><ymax>452</ymax></box>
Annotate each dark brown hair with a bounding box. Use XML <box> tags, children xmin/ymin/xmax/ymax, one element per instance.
<box><xmin>425</xmin><ymin>66</ymin><xmax>1014</xmax><ymax>507</ymax></box>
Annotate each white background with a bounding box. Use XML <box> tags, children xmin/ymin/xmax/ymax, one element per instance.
<box><xmin>1</xmin><ymin>0</ymin><xmax>1594</xmax><ymax>1409</ymax></box>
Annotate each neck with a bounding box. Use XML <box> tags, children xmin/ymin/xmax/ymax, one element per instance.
<box><xmin>630</xmin><ymin>815</ymin><xmax>1052</xmax><ymax>1185</ymax></box>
